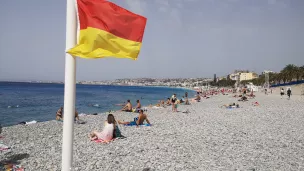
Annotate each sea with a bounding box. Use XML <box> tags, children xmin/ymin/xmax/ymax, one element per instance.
<box><xmin>0</xmin><ymin>82</ymin><xmax>194</xmax><ymax>126</ymax></box>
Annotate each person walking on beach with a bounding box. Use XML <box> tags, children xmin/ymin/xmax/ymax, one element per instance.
<box><xmin>265</xmin><ymin>88</ymin><xmax>268</xmax><ymax>95</ymax></box>
<box><xmin>121</xmin><ymin>100</ymin><xmax>132</xmax><ymax>112</ymax></box>
<box><xmin>280</xmin><ymin>88</ymin><xmax>284</xmax><ymax>99</ymax></box>
<box><xmin>171</xmin><ymin>94</ymin><xmax>178</xmax><ymax>112</ymax></box>
<box><xmin>287</xmin><ymin>88</ymin><xmax>292</xmax><ymax>100</ymax></box>
<box><xmin>118</xmin><ymin>109</ymin><xmax>151</xmax><ymax>126</ymax></box>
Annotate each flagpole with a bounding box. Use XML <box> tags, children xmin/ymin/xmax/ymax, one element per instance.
<box><xmin>62</xmin><ymin>0</ymin><xmax>77</xmax><ymax>170</ymax></box>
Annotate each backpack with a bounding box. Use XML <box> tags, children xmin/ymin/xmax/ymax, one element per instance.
<box><xmin>113</xmin><ymin>125</ymin><xmax>122</xmax><ymax>138</ymax></box>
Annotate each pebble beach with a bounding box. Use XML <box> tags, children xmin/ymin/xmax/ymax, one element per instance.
<box><xmin>1</xmin><ymin>92</ymin><xmax>304</xmax><ymax>171</ymax></box>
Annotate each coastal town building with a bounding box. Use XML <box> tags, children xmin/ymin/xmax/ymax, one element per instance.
<box><xmin>228</xmin><ymin>70</ymin><xmax>258</xmax><ymax>81</ymax></box>
<box><xmin>239</xmin><ymin>72</ymin><xmax>258</xmax><ymax>81</ymax></box>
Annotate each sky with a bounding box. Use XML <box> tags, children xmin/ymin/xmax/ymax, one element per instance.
<box><xmin>0</xmin><ymin>0</ymin><xmax>304</xmax><ymax>81</ymax></box>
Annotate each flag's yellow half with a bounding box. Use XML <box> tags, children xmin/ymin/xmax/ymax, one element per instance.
<box><xmin>68</xmin><ymin>27</ymin><xmax>142</xmax><ymax>60</ymax></box>
<box><xmin>67</xmin><ymin>0</ymin><xmax>147</xmax><ymax>60</ymax></box>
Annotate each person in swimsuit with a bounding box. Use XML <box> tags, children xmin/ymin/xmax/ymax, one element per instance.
<box><xmin>121</xmin><ymin>100</ymin><xmax>132</xmax><ymax>112</ymax></box>
<box><xmin>171</xmin><ymin>94</ymin><xmax>178</xmax><ymax>112</ymax></box>
<box><xmin>56</xmin><ymin>107</ymin><xmax>63</xmax><ymax>120</ymax></box>
<box><xmin>118</xmin><ymin>109</ymin><xmax>151</xmax><ymax>126</ymax></box>
<box><xmin>56</xmin><ymin>107</ymin><xmax>79</xmax><ymax>121</ymax></box>
<box><xmin>135</xmin><ymin>100</ymin><xmax>141</xmax><ymax>112</ymax></box>
<box><xmin>165</xmin><ymin>98</ymin><xmax>171</xmax><ymax>106</ymax></box>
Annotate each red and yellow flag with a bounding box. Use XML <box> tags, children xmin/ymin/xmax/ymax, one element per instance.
<box><xmin>67</xmin><ymin>0</ymin><xmax>147</xmax><ymax>60</ymax></box>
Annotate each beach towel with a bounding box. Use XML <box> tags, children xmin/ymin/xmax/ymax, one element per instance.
<box><xmin>19</xmin><ymin>120</ymin><xmax>37</xmax><ymax>125</ymax></box>
<box><xmin>93</xmin><ymin>139</ymin><xmax>109</xmax><ymax>143</ymax></box>
<box><xmin>125</xmin><ymin>123</ymin><xmax>151</xmax><ymax>127</ymax></box>
<box><xmin>0</xmin><ymin>143</ymin><xmax>11</xmax><ymax>152</ymax></box>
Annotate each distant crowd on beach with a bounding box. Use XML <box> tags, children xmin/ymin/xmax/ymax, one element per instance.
<box><xmin>51</xmin><ymin>86</ymin><xmax>294</xmax><ymax>143</ymax></box>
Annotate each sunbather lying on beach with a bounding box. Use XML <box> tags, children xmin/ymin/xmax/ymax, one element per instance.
<box><xmin>121</xmin><ymin>100</ymin><xmax>132</xmax><ymax>112</ymax></box>
<box><xmin>221</xmin><ymin>103</ymin><xmax>240</xmax><ymax>108</ymax></box>
<box><xmin>238</xmin><ymin>96</ymin><xmax>248</xmax><ymax>102</ymax></box>
<box><xmin>118</xmin><ymin>109</ymin><xmax>151</xmax><ymax>126</ymax></box>
<box><xmin>89</xmin><ymin>114</ymin><xmax>116</xmax><ymax>142</ymax></box>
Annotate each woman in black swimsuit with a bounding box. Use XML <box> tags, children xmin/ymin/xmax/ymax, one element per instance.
<box><xmin>171</xmin><ymin>94</ymin><xmax>178</xmax><ymax>112</ymax></box>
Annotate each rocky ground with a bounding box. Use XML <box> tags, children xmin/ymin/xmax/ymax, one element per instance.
<box><xmin>1</xmin><ymin>93</ymin><xmax>304</xmax><ymax>170</ymax></box>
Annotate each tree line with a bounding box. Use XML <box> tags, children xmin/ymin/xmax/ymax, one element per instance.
<box><xmin>240</xmin><ymin>64</ymin><xmax>304</xmax><ymax>86</ymax></box>
<box><xmin>211</xmin><ymin>64</ymin><xmax>304</xmax><ymax>87</ymax></box>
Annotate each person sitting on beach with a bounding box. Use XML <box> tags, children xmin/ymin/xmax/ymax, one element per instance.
<box><xmin>155</xmin><ymin>100</ymin><xmax>165</xmax><ymax>107</ymax></box>
<box><xmin>56</xmin><ymin>107</ymin><xmax>63</xmax><ymax>120</ymax></box>
<box><xmin>194</xmin><ymin>92</ymin><xmax>201</xmax><ymax>102</ymax></box>
<box><xmin>165</xmin><ymin>98</ymin><xmax>171</xmax><ymax>106</ymax></box>
<box><xmin>56</xmin><ymin>107</ymin><xmax>79</xmax><ymax>121</ymax></box>
<box><xmin>75</xmin><ymin>110</ymin><xmax>80</xmax><ymax>121</ymax></box>
<box><xmin>89</xmin><ymin>114</ymin><xmax>116</xmax><ymax>142</ymax></box>
<box><xmin>118</xmin><ymin>109</ymin><xmax>151</xmax><ymax>126</ymax></box>
<box><xmin>180</xmin><ymin>96</ymin><xmax>185</xmax><ymax>103</ymax></box>
<box><xmin>135</xmin><ymin>100</ymin><xmax>141</xmax><ymax>112</ymax></box>
<box><xmin>121</xmin><ymin>100</ymin><xmax>132</xmax><ymax>112</ymax></box>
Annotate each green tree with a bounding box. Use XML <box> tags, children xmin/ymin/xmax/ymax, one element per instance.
<box><xmin>299</xmin><ymin>65</ymin><xmax>304</xmax><ymax>80</ymax></box>
<box><xmin>281</xmin><ymin>64</ymin><xmax>297</xmax><ymax>82</ymax></box>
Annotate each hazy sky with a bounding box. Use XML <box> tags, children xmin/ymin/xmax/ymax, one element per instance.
<box><xmin>0</xmin><ymin>0</ymin><xmax>304</xmax><ymax>81</ymax></box>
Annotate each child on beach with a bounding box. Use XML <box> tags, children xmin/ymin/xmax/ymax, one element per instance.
<box><xmin>89</xmin><ymin>114</ymin><xmax>116</xmax><ymax>142</ymax></box>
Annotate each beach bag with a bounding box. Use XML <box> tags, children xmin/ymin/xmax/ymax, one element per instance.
<box><xmin>113</xmin><ymin>125</ymin><xmax>122</xmax><ymax>138</ymax></box>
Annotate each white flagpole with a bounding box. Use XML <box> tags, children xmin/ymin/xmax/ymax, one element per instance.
<box><xmin>62</xmin><ymin>0</ymin><xmax>77</xmax><ymax>170</ymax></box>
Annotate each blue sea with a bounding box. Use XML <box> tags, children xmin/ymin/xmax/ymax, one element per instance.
<box><xmin>0</xmin><ymin>82</ymin><xmax>194</xmax><ymax>126</ymax></box>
